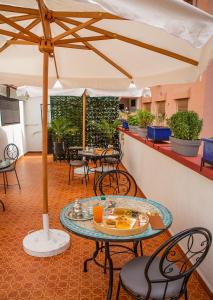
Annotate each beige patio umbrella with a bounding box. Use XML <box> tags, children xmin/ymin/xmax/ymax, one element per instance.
<box><xmin>0</xmin><ymin>0</ymin><xmax>212</xmax><ymax>257</ymax></box>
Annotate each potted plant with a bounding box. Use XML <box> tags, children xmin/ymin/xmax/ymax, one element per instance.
<box><xmin>200</xmin><ymin>138</ymin><xmax>213</xmax><ymax>170</ymax></box>
<box><xmin>137</xmin><ymin>110</ymin><xmax>155</xmax><ymax>138</ymax></box>
<box><xmin>147</xmin><ymin>113</ymin><xmax>171</xmax><ymax>142</ymax></box>
<box><xmin>168</xmin><ymin>111</ymin><xmax>203</xmax><ymax>156</ymax></box>
<box><xmin>49</xmin><ymin>118</ymin><xmax>77</xmax><ymax>160</ymax></box>
<box><xmin>96</xmin><ymin>118</ymin><xmax>120</xmax><ymax>147</ymax></box>
<box><xmin>127</xmin><ymin>113</ymin><xmax>139</xmax><ymax>132</ymax></box>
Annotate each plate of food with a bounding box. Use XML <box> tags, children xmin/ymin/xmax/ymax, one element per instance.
<box><xmin>93</xmin><ymin>208</ymin><xmax>149</xmax><ymax>236</ymax></box>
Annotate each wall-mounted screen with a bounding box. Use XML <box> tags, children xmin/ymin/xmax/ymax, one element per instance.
<box><xmin>0</xmin><ymin>96</ymin><xmax>20</xmax><ymax>126</ymax></box>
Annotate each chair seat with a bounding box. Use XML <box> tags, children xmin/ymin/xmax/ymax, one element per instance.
<box><xmin>0</xmin><ymin>165</ymin><xmax>15</xmax><ymax>172</ymax></box>
<box><xmin>104</xmin><ymin>157</ymin><xmax>119</xmax><ymax>164</ymax></box>
<box><xmin>91</xmin><ymin>166</ymin><xmax>115</xmax><ymax>173</ymax></box>
<box><xmin>120</xmin><ymin>256</ymin><xmax>183</xmax><ymax>299</ymax></box>
<box><xmin>69</xmin><ymin>160</ymin><xmax>85</xmax><ymax>167</ymax></box>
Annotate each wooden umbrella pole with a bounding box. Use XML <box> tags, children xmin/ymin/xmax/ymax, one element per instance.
<box><xmin>42</xmin><ymin>51</ymin><xmax>49</xmax><ymax>215</ymax></box>
<box><xmin>82</xmin><ymin>91</ymin><xmax>86</xmax><ymax>149</ymax></box>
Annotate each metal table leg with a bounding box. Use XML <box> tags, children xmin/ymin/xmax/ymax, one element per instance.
<box><xmin>83</xmin><ymin>241</ymin><xmax>99</xmax><ymax>272</ymax></box>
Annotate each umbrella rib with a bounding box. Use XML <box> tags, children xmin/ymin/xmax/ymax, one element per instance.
<box><xmin>0</xmin><ymin>4</ymin><xmax>39</xmax><ymax>15</ymax></box>
<box><xmin>57</xmin><ymin>17</ymin><xmax>198</xmax><ymax>66</ymax></box>
<box><xmin>75</xmin><ymin>33</ymin><xmax>133</xmax><ymax>79</ymax></box>
<box><xmin>37</xmin><ymin>0</ymin><xmax>51</xmax><ymax>40</ymax></box>
<box><xmin>0</xmin><ymin>19</ymin><xmax>40</xmax><ymax>54</ymax></box>
<box><xmin>0</xmin><ymin>14</ymin><xmax>38</xmax><ymax>25</ymax></box>
<box><xmin>53</xmin><ymin>18</ymin><xmax>101</xmax><ymax>43</ymax></box>
<box><xmin>55</xmin><ymin>19</ymin><xmax>132</xmax><ymax>79</ymax></box>
<box><xmin>55</xmin><ymin>44</ymin><xmax>89</xmax><ymax>50</ymax></box>
<box><xmin>52</xmin><ymin>11</ymin><xmax>124</xmax><ymax>20</ymax></box>
<box><xmin>6</xmin><ymin>40</ymin><xmax>37</xmax><ymax>46</ymax></box>
<box><xmin>0</xmin><ymin>13</ymin><xmax>40</xmax><ymax>42</ymax></box>
<box><xmin>0</xmin><ymin>28</ymin><xmax>38</xmax><ymax>42</ymax></box>
<box><xmin>54</xmin><ymin>35</ymin><xmax>113</xmax><ymax>45</ymax></box>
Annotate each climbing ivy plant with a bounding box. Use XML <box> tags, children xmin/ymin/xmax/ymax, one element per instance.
<box><xmin>48</xmin><ymin>95</ymin><xmax>119</xmax><ymax>151</ymax></box>
<box><xmin>86</xmin><ymin>96</ymin><xmax>119</xmax><ymax>147</ymax></box>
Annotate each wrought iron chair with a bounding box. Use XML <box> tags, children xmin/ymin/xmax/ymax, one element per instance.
<box><xmin>94</xmin><ymin>169</ymin><xmax>141</xmax><ymax>266</ymax></box>
<box><xmin>116</xmin><ymin>227</ymin><xmax>212</xmax><ymax>300</ymax></box>
<box><xmin>0</xmin><ymin>143</ymin><xmax>21</xmax><ymax>193</ymax></box>
<box><xmin>94</xmin><ymin>169</ymin><xmax>137</xmax><ymax>196</ymax></box>
<box><xmin>67</xmin><ymin>147</ymin><xmax>88</xmax><ymax>184</ymax></box>
<box><xmin>92</xmin><ymin>148</ymin><xmax>121</xmax><ymax>186</ymax></box>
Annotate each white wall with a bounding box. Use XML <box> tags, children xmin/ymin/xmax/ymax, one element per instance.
<box><xmin>24</xmin><ymin>96</ymin><xmax>50</xmax><ymax>152</ymax></box>
<box><xmin>0</xmin><ymin>101</ymin><xmax>26</xmax><ymax>159</ymax></box>
<box><xmin>120</xmin><ymin>132</ymin><xmax>213</xmax><ymax>292</ymax></box>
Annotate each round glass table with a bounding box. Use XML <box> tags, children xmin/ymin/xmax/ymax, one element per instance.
<box><xmin>60</xmin><ymin>196</ymin><xmax>172</xmax><ymax>300</ymax></box>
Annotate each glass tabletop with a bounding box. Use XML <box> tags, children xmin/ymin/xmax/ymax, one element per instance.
<box><xmin>78</xmin><ymin>149</ymin><xmax>119</xmax><ymax>157</ymax></box>
<box><xmin>0</xmin><ymin>159</ymin><xmax>13</xmax><ymax>170</ymax></box>
<box><xmin>60</xmin><ymin>196</ymin><xmax>172</xmax><ymax>242</ymax></box>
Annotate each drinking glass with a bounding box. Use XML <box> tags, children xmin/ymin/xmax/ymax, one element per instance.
<box><xmin>93</xmin><ymin>205</ymin><xmax>104</xmax><ymax>223</ymax></box>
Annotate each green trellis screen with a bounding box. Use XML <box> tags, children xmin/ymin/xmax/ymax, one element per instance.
<box><xmin>48</xmin><ymin>95</ymin><xmax>119</xmax><ymax>150</ymax></box>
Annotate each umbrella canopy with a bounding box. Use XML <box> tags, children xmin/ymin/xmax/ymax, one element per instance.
<box><xmin>0</xmin><ymin>0</ymin><xmax>212</xmax><ymax>90</ymax></box>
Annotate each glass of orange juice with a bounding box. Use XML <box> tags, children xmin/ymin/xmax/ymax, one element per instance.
<box><xmin>93</xmin><ymin>205</ymin><xmax>104</xmax><ymax>223</ymax></box>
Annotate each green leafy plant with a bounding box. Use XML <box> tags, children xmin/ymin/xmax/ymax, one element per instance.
<box><xmin>168</xmin><ymin>111</ymin><xmax>203</xmax><ymax>140</ymax></box>
<box><xmin>95</xmin><ymin>118</ymin><xmax>120</xmax><ymax>145</ymax></box>
<box><xmin>127</xmin><ymin>114</ymin><xmax>139</xmax><ymax>126</ymax></box>
<box><xmin>49</xmin><ymin>118</ymin><xmax>77</xmax><ymax>143</ymax></box>
<box><xmin>155</xmin><ymin>113</ymin><xmax>167</xmax><ymax>127</ymax></box>
<box><xmin>137</xmin><ymin>110</ymin><xmax>155</xmax><ymax>128</ymax></box>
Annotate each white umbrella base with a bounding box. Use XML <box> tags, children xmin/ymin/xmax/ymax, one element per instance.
<box><xmin>23</xmin><ymin>229</ymin><xmax>70</xmax><ymax>257</ymax></box>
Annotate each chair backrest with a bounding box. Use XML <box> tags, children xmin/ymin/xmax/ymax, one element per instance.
<box><xmin>4</xmin><ymin>143</ymin><xmax>19</xmax><ymax>160</ymax></box>
<box><xmin>67</xmin><ymin>148</ymin><xmax>81</xmax><ymax>162</ymax></box>
<box><xmin>99</xmin><ymin>147</ymin><xmax>121</xmax><ymax>166</ymax></box>
<box><xmin>94</xmin><ymin>169</ymin><xmax>137</xmax><ymax>196</ymax></box>
<box><xmin>144</xmin><ymin>227</ymin><xmax>212</xmax><ymax>300</ymax></box>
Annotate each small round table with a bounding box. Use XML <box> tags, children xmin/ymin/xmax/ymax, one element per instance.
<box><xmin>0</xmin><ymin>159</ymin><xmax>13</xmax><ymax>210</ymax></box>
<box><xmin>60</xmin><ymin>196</ymin><xmax>172</xmax><ymax>300</ymax></box>
<box><xmin>78</xmin><ymin>149</ymin><xmax>119</xmax><ymax>160</ymax></box>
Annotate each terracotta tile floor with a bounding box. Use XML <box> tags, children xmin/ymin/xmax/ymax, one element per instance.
<box><xmin>0</xmin><ymin>154</ymin><xmax>211</xmax><ymax>300</ymax></box>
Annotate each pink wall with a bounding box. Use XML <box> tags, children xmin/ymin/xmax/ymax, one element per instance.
<box><xmin>140</xmin><ymin>0</ymin><xmax>213</xmax><ymax>138</ymax></box>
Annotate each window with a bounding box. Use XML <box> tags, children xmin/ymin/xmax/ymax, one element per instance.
<box><xmin>176</xmin><ymin>98</ymin><xmax>188</xmax><ymax>112</ymax></box>
<box><xmin>157</xmin><ymin>101</ymin><xmax>165</xmax><ymax>116</ymax></box>
<box><xmin>131</xmin><ymin>99</ymin><xmax>136</xmax><ymax>107</ymax></box>
<box><xmin>143</xmin><ymin>103</ymin><xmax>151</xmax><ymax>112</ymax></box>
<box><xmin>119</xmin><ymin>103</ymin><xmax>124</xmax><ymax>110</ymax></box>
<box><xmin>0</xmin><ymin>96</ymin><xmax>20</xmax><ymax>126</ymax></box>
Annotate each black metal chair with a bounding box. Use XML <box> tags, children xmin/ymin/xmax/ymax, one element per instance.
<box><xmin>92</xmin><ymin>148</ymin><xmax>121</xmax><ymax>186</ymax></box>
<box><xmin>67</xmin><ymin>147</ymin><xmax>88</xmax><ymax>184</ymax></box>
<box><xmin>116</xmin><ymin>227</ymin><xmax>212</xmax><ymax>300</ymax></box>
<box><xmin>94</xmin><ymin>169</ymin><xmax>137</xmax><ymax>196</ymax></box>
<box><xmin>0</xmin><ymin>143</ymin><xmax>21</xmax><ymax>193</ymax></box>
<box><xmin>94</xmin><ymin>169</ymin><xmax>140</xmax><ymax>266</ymax></box>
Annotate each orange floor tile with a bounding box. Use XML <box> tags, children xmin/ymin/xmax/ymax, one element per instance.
<box><xmin>0</xmin><ymin>155</ymin><xmax>211</xmax><ymax>300</ymax></box>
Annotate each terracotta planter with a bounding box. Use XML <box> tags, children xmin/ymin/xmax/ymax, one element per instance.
<box><xmin>170</xmin><ymin>136</ymin><xmax>201</xmax><ymax>157</ymax></box>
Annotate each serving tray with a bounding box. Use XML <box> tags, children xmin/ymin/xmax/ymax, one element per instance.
<box><xmin>93</xmin><ymin>210</ymin><xmax>149</xmax><ymax>236</ymax></box>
